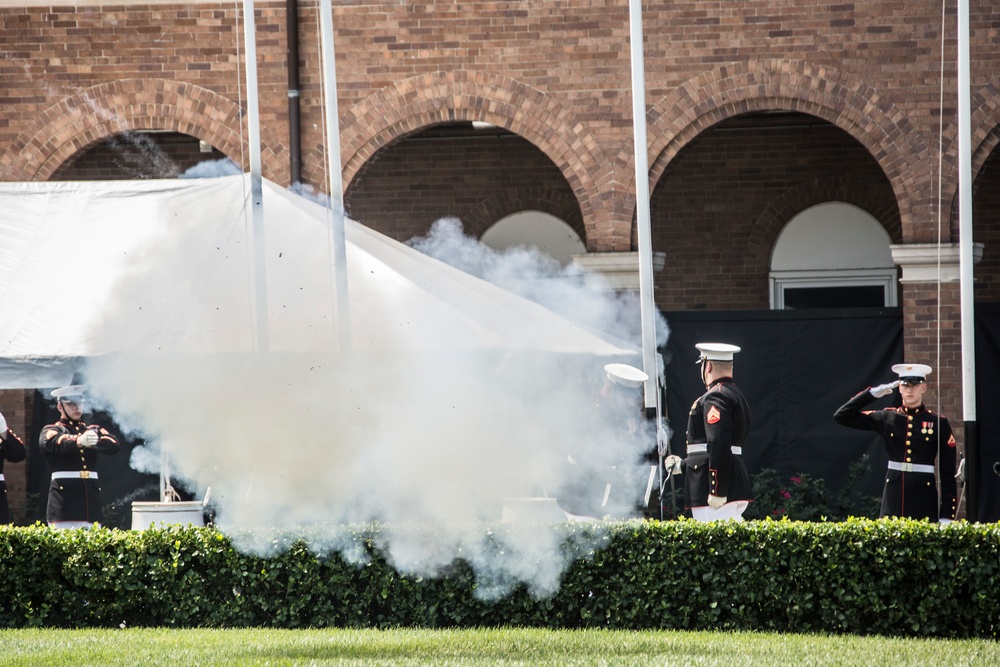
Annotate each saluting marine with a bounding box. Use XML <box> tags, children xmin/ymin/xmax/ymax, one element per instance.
<box><xmin>834</xmin><ymin>363</ymin><xmax>957</xmax><ymax>522</ymax></box>
<box><xmin>39</xmin><ymin>384</ymin><xmax>120</xmax><ymax>529</ymax></box>
<box><xmin>665</xmin><ymin>343</ymin><xmax>754</xmax><ymax>521</ymax></box>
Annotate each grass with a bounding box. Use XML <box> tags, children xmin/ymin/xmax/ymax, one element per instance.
<box><xmin>0</xmin><ymin>627</ymin><xmax>996</xmax><ymax>666</ymax></box>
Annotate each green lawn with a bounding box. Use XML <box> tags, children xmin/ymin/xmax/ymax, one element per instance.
<box><xmin>0</xmin><ymin>627</ymin><xmax>995</xmax><ymax>666</ymax></box>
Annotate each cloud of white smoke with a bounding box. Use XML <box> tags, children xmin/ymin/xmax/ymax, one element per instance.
<box><xmin>79</xmin><ymin>178</ymin><xmax>666</xmax><ymax>598</ymax></box>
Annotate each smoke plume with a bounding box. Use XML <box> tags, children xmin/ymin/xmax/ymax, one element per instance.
<box><xmin>81</xmin><ymin>177</ymin><xmax>667</xmax><ymax>598</ymax></box>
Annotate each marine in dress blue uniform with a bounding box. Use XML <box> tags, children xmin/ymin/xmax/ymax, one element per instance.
<box><xmin>0</xmin><ymin>410</ymin><xmax>27</xmax><ymax>524</ymax></box>
<box><xmin>833</xmin><ymin>363</ymin><xmax>958</xmax><ymax>522</ymax></box>
<box><xmin>665</xmin><ymin>343</ymin><xmax>754</xmax><ymax>521</ymax></box>
<box><xmin>39</xmin><ymin>384</ymin><xmax>120</xmax><ymax>529</ymax></box>
<box><xmin>557</xmin><ymin>363</ymin><xmax>651</xmax><ymax>518</ymax></box>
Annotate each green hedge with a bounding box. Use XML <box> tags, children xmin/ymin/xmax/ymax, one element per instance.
<box><xmin>0</xmin><ymin>519</ymin><xmax>996</xmax><ymax>637</ymax></box>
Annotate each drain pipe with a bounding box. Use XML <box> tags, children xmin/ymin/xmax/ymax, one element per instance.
<box><xmin>286</xmin><ymin>0</ymin><xmax>302</xmax><ymax>185</ymax></box>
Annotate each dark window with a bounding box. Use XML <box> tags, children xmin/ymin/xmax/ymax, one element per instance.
<box><xmin>783</xmin><ymin>285</ymin><xmax>885</xmax><ymax>309</ymax></box>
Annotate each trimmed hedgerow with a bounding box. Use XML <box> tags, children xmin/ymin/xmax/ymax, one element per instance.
<box><xmin>0</xmin><ymin>519</ymin><xmax>996</xmax><ymax>637</ymax></box>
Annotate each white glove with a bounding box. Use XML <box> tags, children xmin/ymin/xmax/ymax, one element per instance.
<box><xmin>707</xmin><ymin>494</ymin><xmax>727</xmax><ymax>508</ymax></box>
<box><xmin>938</xmin><ymin>518</ymin><xmax>953</xmax><ymax>526</ymax></box>
<box><xmin>656</xmin><ymin>425</ymin><xmax>670</xmax><ymax>458</ymax></box>
<box><xmin>663</xmin><ymin>455</ymin><xmax>682</xmax><ymax>474</ymax></box>
<box><xmin>0</xmin><ymin>411</ymin><xmax>6</xmax><ymax>435</ymax></box>
<box><xmin>869</xmin><ymin>380</ymin><xmax>900</xmax><ymax>398</ymax></box>
<box><xmin>77</xmin><ymin>430</ymin><xmax>99</xmax><ymax>448</ymax></box>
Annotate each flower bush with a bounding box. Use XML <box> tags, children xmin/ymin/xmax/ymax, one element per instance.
<box><xmin>744</xmin><ymin>455</ymin><xmax>881</xmax><ymax>521</ymax></box>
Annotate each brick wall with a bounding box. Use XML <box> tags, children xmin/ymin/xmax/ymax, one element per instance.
<box><xmin>343</xmin><ymin>126</ymin><xmax>585</xmax><ymax>244</ymax></box>
<box><xmin>4</xmin><ymin>1</ymin><xmax>1000</xmax><ymax>248</ymax></box>
<box><xmin>649</xmin><ymin>118</ymin><xmax>898</xmax><ymax>310</ymax></box>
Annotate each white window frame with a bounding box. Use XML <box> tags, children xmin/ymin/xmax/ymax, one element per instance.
<box><xmin>769</xmin><ymin>268</ymin><xmax>898</xmax><ymax>309</ymax></box>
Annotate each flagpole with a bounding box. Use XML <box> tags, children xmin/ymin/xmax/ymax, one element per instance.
<box><xmin>957</xmin><ymin>0</ymin><xmax>978</xmax><ymax>521</ymax></box>
<box><xmin>242</xmin><ymin>0</ymin><xmax>269</xmax><ymax>354</ymax></box>
<box><xmin>628</xmin><ymin>1</ymin><xmax>668</xmax><ymax>518</ymax></box>
<box><xmin>319</xmin><ymin>0</ymin><xmax>351</xmax><ymax>351</ymax></box>
<box><xmin>627</xmin><ymin>0</ymin><xmax>659</xmax><ymax>416</ymax></box>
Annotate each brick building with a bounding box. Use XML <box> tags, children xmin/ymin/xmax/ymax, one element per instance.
<box><xmin>2</xmin><ymin>1</ymin><xmax>999</xmax><ymax>521</ymax></box>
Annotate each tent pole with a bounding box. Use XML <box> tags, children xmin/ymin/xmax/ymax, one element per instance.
<box><xmin>319</xmin><ymin>0</ymin><xmax>351</xmax><ymax>351</ymax></box>
<box><xmin>242</xmin><ymin>0</ymin><xmax>269</xmax><ymax>354</ymax></box>
<box><xmin>957</xmin><ymin>0</ymin><xmax>979</xmax><ymax>521</ymax></box>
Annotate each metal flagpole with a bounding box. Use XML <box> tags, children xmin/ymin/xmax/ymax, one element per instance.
<box><xmin>319</xmin><ymin>0</ymin><xmax>351</xmax><ymax>351</ymax></box>
<box><xmin>242</xmin><ymin>0</ymin><xmax>269</xmax><ymax>353</ymax></box>
<box><xmin>627</xmin><ymin>0</ymin><xmax>658</xmax><ymax>417</ymax></box>
<box><xmin>628</xmin><ymin>0</ymin><xmax>667</xmax><ymax>517</ymax></box>
<box><xmin>957</xmin><ymin>0</ymin><xmax>979</xmax><ymax>521</ymax></box>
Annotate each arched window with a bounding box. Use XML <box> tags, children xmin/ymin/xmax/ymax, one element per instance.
<box><xmin>481</xmin><ymin>211</ymin><xmax>586</xmax><ymax>266</ymax></box>
<box><xmin>769</xmin><ymin>202</ymin><xmax>897</xmax><ymax>309</ymax></box>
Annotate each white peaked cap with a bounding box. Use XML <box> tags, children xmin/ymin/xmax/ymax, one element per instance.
<box><xmin>51</xmin><ymin>384</ymin><xmax>87</xmax><ymax>399</ymax></box>
<box><xmin>891</xmin><ymin>363</ymin><xmax>932</xmax><ymax>382</ymax></box>
<box><xmin>604</xmin><ymin>363</ymin><xmax>648</xmax><ymax>388</ymax></box>
<box><xmin>695</xmin><ymin>342</ymin><xmax>741</xmax><ymax>362</ymax></box>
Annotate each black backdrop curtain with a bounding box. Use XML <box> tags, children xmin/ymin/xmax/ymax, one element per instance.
<box><xmin>660</xmin><ymin>308</ymin><xmax>903</xmax><ymax>497</ymax></box>
<box><xmin>974</xmin><ymin>303</ymin><xmax>1000</xmax><ymax>522</ymax></box>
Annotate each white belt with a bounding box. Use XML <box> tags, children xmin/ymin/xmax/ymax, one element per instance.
<box><xmin>686</xmin><ymin>444</ymin><xmax>742</xmax><ymax>456</ymax></box>
<box><xmin>52</xmin><ymin>471</ymin><xmax>98</xmax><ymax>480</ymax></box>
<box><xmin>888</xmin><ymin>461</ymin><xmax>935</xmax><ymax>474</ymax></box>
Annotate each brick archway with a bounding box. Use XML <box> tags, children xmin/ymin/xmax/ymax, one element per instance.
<box><xmin>461</xmin><ymin>187</ymin><xmax>585</xmax><ymax>242</ymax></box>
<box><xmin>743</xmin><ymin>178</ymin><xmax>904</xmax><ymax>278</ymax></box>
<box><xmin>0</xmin><ymin>78</ymin><xmax>287</xmax><ymax>184</ymax></box>
<box><xmin>939</xmin><ymin>76</ymin><xmax>1000</xmax><ymax>238</ymax></box>
<box><xmin>339</xmin><ymin>69</ymin><xmax>613</xmax><ymax>249</ymax></box>
<box><xmin>616</xmin><ymin>59</ymin><xmax>930</xmax><ymax>244</ymax></box>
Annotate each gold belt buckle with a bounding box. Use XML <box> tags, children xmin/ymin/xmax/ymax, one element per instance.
<box><xmin>80</xmin><ymin>470</ymin><xmax>90</xmax><ymax>479</ymax></box>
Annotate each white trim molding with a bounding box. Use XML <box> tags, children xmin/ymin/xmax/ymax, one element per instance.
<box><xmin>890</xmin><ymin>242</ymin><xmax>984</xmax><ymax>283</ymax></box>
<box><xmin>572</xmin><ymin>251</ymin><xmax>665</xmax><ymax>291</ymax></box>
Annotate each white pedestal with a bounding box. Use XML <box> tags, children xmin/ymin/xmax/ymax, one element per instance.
<box><xmin>131</xmin><ymin>501</ymin><xmax>205</xmax><ymax>530</ymax></box>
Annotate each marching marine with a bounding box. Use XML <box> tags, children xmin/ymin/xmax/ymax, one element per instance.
<box><xmin>664</xmin><ymin>343</ymin><xmax>754</xmax><ymax>521</ymax></box>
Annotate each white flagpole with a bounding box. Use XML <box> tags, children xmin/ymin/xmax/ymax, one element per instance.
<box><xmin>242</xmin><ymin>0</ymin><xmax>269</xmax><ymax>353</ymax></box>
<box><xmin>628</xmin><ymin>0</ymin><xmax>660</xmax><ymax>416</ymax></box>
<box><xmin>629</xmin><ymin>1</ymin><xmax>667</xmax><ymax>517</ymax></box>
<box><xmin>957</xmin><ymin>0</ymin><xmax>978</xmax><ymax>520</ymax></box>
<box><xmin>319</xmin><ymin>0</ymin><xmax>351</xmax><ymax>351</ymax></box>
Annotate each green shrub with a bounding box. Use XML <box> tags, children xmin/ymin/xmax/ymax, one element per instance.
<box><xmin>0</xmin><ymin>519</ymin><xmax>996</xmax><ymax>638</ymax></box>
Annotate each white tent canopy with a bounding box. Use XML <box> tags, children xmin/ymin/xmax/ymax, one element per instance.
<box><xmin>0</xmin><ymin>175</ymin><xmax>635</xmax><ymax>389</ymax></box>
